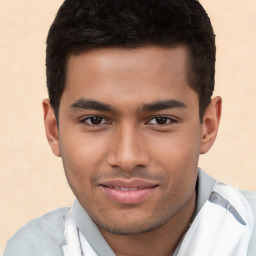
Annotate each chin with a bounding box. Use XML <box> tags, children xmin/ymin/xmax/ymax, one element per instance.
<box><xmin>94</xmin><ymin>211</ymin><xmax>173</xmax><ymax>235</ymax></box>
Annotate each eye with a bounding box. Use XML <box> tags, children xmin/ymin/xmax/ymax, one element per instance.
<box><xmin>146</xmin><ymin>116</ymin><xmax>177</xmax><ymax>125</ymax></box>
<box><xmin>80</xmin><ymin>116</ymin><xmax>110</xmax><ymax>126</ymax></box>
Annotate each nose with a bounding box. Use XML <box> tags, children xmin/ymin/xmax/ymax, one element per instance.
<box><xmin>107</xmin><ymin>124</ymin><xmax>149</xmax><ymax>172</ymax></box>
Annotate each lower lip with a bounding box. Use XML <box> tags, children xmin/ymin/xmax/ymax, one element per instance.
<box><xmin>101</xmin><ymin>186</ymin><xmax>157</xmax><ymax>204</ymax></box>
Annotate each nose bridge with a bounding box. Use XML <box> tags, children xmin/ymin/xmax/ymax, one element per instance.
<box><xmin>107</xmin><ymin>121</ymin><xmax>148</xmax><ymax>171</ymax></box>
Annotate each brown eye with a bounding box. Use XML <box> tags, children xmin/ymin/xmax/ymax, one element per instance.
<box><xmin>155</xmin><ymin>117</ymin><xmax>168</xmax><ymax>124</ymax></box>
<box><xmin>89</xmin><ymin>116</ymin><xmax>103</xmax><ymax>125</ymax></box>
<box><xmin>147</xmin><ymin>116</ymin><xmax>177</xmax><ymax>125</ymax></box>
<box><xmin>81</xmin><ymin>116</ymin><xmax>109</xmax><ymax>126</ymax></box>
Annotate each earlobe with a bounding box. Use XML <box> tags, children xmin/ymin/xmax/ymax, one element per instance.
<box><xmin>200</xmin><ymin>96</ymin><xmax>222</xmax><ymax>154</ymax></box>
<box><xmin>42</xmin><ymin>99</ymin><xmax>61</xmax><ymax>157</ymax></box>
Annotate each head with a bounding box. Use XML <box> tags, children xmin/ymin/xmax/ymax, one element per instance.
<box><xmin>43</xmin><ymin>0</ymin><xmax>221</xmax><ymax>237</ymax></box>
<box><xmin>46</xmin><ymin>0</ymin><xmax>216</xmax><ymax>121</ymax></box>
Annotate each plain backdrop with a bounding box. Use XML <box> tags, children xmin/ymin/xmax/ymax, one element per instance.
<box><xmin>0</xmin><ymin>0</ymin><xmax>256</xmax><ymax>252</ymax></box>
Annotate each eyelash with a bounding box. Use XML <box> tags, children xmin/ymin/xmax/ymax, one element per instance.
<box><xmin>79</xmin><ymin>116</ymin><xmax>177</xmax><ymax>127</ymax></box>
<box><xmin>79</xmin><ymin>116</ymin><xmax>110</xmax><ymax>126</ymax></box>
<box><xmin>146</xmin><ymin>116</ymin><xmax>178</xmax><ymax>126</ymax></box>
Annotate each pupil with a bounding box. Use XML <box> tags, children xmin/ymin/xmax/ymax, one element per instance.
<box><xmin>91</xmin><ymin>117</ymin><xmax>102</xmax><ymax>125</ymax></box>
<box><xmin>156</xmin><ymin>117</ymin><xmax>167</xmax><ymax>124</ymax></box>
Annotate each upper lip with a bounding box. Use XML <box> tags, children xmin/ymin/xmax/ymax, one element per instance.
<box><xmin>99</xmin><ymin>179</ymin><xmax>159</xmax><ymax>189</ymax></box>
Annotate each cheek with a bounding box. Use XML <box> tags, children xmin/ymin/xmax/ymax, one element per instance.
<box><xmin>60</xmin><ymin>129</ymin><xmax>109</xmax><ymax>166</ymax></box>
<box><xmin>149</xmin><ymin>128</ymin><xmax>201</xmax><ymax>166</ymax></box>
<box><xmin>58</xmin><ymin>131</ymin><xmax>110</xmax><ymax>192</ymax></box>
<box><xmin>147</xmin><ymin>129</ymin><xmax>200</xmax><ymax>190</ymax></box>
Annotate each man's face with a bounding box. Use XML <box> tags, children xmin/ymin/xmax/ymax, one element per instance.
<box><xmin>57</xmin><ymin>46</ymin><xmax>203</xmax><ymax>234</ymax></box>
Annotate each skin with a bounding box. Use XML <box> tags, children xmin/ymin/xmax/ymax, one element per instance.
<box><xmin>43</xmin><ymin>46</ymin><xmax>221</xmax><ymax>256</ymax></box>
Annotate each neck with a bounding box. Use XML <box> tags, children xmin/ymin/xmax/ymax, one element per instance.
<box><xmin>99</xmin><ymin>190</ymin><xmax>196</xmax><ymax>256</ymax></box>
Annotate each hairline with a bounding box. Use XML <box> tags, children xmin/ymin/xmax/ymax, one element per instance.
<box><xmin>53</xmin><ymin>43</ymin><xmax>204</xmax><ymax>123</ymax></box>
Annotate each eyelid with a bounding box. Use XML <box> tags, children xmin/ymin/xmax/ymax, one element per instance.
<box><xmin>79</xmin><ymin>115</ymin><xmax>111</xmax><ymax>126</ymax></box>
<box><xmin>145</xmin><ymin>116</ymin><xmax>178</xmax><ymax>125</ymax></box>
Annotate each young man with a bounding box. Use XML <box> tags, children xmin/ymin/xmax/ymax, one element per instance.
<box><xmin>4</xmin><ymin>0</ymin><xmax>256</xmax><ymax>255</ymax></box>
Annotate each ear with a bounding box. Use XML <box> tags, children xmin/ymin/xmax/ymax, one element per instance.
<box><xmin>42</xmin><ymin>99</ymin><xmax>61</xmax><ymax>157</ymax></box>
<box><xmin>200</xmin><ymin>96</ymin><xmax>222</xmax><ymax>154</ymax></box>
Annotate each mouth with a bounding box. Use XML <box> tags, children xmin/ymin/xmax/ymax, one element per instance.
<box><xmin>103</xmin><ymin>186</ymin><xmax>152</xmax><ymax>191</ymax></box>
<box><xmin>99</xmin><ymin>179</ymin><xmax>159</xmax><ymax>205</ymax></box>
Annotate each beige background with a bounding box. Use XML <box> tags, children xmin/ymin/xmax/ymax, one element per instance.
<box><xmin>0</xmin><ymin>0</ymin><xmax>256</xmax><ymax>252</ymax></box>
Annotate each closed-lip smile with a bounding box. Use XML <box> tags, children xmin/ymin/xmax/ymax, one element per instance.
<box><xmin>99</xmin><ymin>179</ymin><xmax>159</xmax><ymax>204</ymax></box>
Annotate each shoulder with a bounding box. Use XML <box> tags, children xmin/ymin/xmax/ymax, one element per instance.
<box><xmin>240</xmin><ymin>190</ymin><xmax>256</xmax><ymax>256</ymax></box>
<box><xmin>241</xmin><ymin>190</ymin><xmax>256</xmax><ymax>208</ymax></box>
<box><xmin>4</xmin><ymin>207</ymin><xmax>69</xmax><ymax>256</ymax></box>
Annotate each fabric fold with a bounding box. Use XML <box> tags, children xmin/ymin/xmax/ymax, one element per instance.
<box><xmin>177</xmin><ymin>182</ymin><xmax>253</xmax><ymax>256</ymax></box>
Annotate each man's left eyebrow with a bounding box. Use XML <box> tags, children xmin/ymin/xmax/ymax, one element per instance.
<box><xmin>140</xmin><ymin>99</ymin><xmax>187</xmax><ymax>112</ymax></box>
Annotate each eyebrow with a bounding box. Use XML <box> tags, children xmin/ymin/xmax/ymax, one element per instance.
<box><xmin>70</xmin><ymin>98</ymin><xmax>114</xmax><ymax>112</ymax></box>
<box><xmin>70</xmin><ymin>98</ymin><xmax>186</xmax><ymax>113</ymax></box>
<box><xmin>141</xmin><ymin>99</ymin><xmax>187</xmax><ymax>112</ymax></box>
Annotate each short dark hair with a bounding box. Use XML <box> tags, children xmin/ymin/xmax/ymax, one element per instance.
<box><xmin>46</xmin><ymin>0</ymin><xmax>216</xmax><ymax>120</ymax></box>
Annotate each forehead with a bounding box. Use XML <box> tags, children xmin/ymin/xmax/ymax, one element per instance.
<box><xmin>62</xmin><ymin>46</ymin><xmax>197</xmax><ymax>111</ymax></box>
<box><xmin>66</xmin><ymin>46</ymin><xmax>189</xmax><ymax>80</ymax></box>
